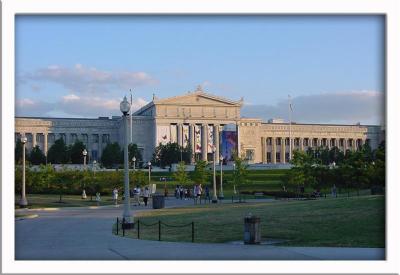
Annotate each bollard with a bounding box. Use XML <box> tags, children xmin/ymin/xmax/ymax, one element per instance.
<box><xmin>244</xmin><ymin>214</ymin><xmax>261</xmax><ymax>244</ymax></box>
<box><xmin>158</xmin><ymin>220</ymin><xmax>161</xmax><ymax>241</ymax></box>
<box><xmin>191</xmin><ymin>221</ymin><xmax>194</xmax><ymax>243</ymax></box>
<box><xmin>137</xmin><ymin>220</ymin><xmax>140</xmax><ymax>239</ymax></box>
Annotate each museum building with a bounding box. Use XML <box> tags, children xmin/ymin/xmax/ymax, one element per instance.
<box><xmin>15</xmin><ymin>87</ymin><xmax>384</xmax><ymax>165</ymax></box>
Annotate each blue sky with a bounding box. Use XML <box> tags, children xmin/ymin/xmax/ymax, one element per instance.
<box><xmin>15</xmin><ymin>15</ymin><xmax>384</xmax><ymax>125</ymax></box>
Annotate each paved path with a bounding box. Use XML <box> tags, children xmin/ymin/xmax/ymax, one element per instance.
<box><xmin>15</xmin><ymin>199</ymin><xmax>384</xmax><ymax>260</ymax></box>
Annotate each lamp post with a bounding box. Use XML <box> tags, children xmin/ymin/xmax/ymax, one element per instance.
<box><xmin>93</xmin><ymin>160</ymin><xmax>97</xmax><ymax>175</ymax></box>
<box><xmin>19</xmin><ymin>136</ymin><xmax>28</xmax><ymax>208</ymax></box>
<box><xmin>219</xmin><ymin>155</ymin><xmax>224</xmax><ymax>199</ymax></box>
<box><xmin>148</xmin><ymin>161</ymin><xmax>151</xmax><ymax>187</ymax></box>
<box><xmin>233</xmin><ymin>163</ymin><xmax>237</xmax><ymax>195</ymax></box>
<box><xmin>120</xmin><ymin>96</ymin><xmax>133</xmax><ymax>224</ymax></box>
<box><xmin>132</xmin><ymin>156</ymin><xmax>136</xmax><ymax>172</ymax></box>
<box><xmin>82</xmin><ymin>149</ymin><xmax>87</xmax><ymax>169</ymax></box>
<box><xmin>212</xmin><ymin>146</ymin><xmax>218</xmax><ymax>203</ymax></box>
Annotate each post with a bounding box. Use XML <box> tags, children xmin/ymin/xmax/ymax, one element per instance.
<box><xmin>212</xmin><ymin>148</ymin><xmax>218</xmax><ymax>203</ymax></box>
<box><xmin>137</xmin><ymin>220</ymin><xmax>140</xmax><ymax>239</ymax></box>
<box><xmin>219</xmin><ymin>156</ymin><xmax>224</xmax><ymax>199</ymax></box>
<box><xmin>19</xmin><ymin>137</ymin><xmax>28</xmax><ymax>207</ymax></box>
<box><xmin>148</xmin><ymin>162</ymin><xmax>151</xmax><ymax>187</ymax></box>
<box><xmin>116</xmin><ymin>217</ymin><xmax>119</xmax><ymax>235</ymax></box>
<box><xmin>158</xmin><ymin>220</ymin><xmax>161</xmax><ymax>241</ymax></box>
<box><xmin>191</xmin><ymin>221</ymin><xmax>194</xmax><ymax>243</ymax></box>
<box><xmin>288</xmin><ymin>95</ymin><xmax>292</xmax><ymax>161</ymax></box>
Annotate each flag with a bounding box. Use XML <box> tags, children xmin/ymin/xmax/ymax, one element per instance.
<box><xmin>288</xmin><ymin>95</ymin><xmax>293</xmax><ymax>112</ymax></box>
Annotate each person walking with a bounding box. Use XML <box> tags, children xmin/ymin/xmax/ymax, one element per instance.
<box><xmin>143</xmin><ymin>186</ymin><xmax>150</xmax><ymax>206</ymax></box>
<box><xmin>179</xmin><ymin>186</ymin><xmax>184</xmax><ymax>200</ymax></box>
<box><xmin>331</xmin><ymin>184</ymin><xmax>337</xmax><ymax>198</ymax></box>
<box><xmin>205</xmin><ymin>186</ymin><xmax>210</xmax><ymax>203</ymax></box>
<box><xmin>197</xmin><ymin>184</ymin><xmax>202</xmax><ymax>204</ymax></box>
<box><xmin>95</xmin><ymin>192</ymin><xmax>101</xmax><ymax>206</ymax></box>
<box><xmin>112</xmin><ymin>187</ymin><xmax>118</xmax><ymax>205</ymax></box>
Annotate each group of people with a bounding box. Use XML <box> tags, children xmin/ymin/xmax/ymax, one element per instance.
<box><xmin>112</xmin><ymin>185</ymin><xmax>151</xmax><ymax>206</ymax></box>
<box><xmin>174</xmin><ymin>184</ymin><xmax>211</xmax><ymax>203</ymax></box>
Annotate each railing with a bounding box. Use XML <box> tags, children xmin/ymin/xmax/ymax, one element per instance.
<box><xmin>115</xmin><ymin>218</ymin><xmax>195</xmax><ymax>242</ymax></box>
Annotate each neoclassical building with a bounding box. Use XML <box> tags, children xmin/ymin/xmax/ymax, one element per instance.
<box><xmin>15</xmin><ymin>87</ymin><xmax>384</xmax><ymax>165</ymax></box>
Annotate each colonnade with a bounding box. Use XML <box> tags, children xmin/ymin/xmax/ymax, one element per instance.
<box><xmin>261</xmin><ymin>136</ymin><xmax>366</xmax><ymax>164</ymax></box>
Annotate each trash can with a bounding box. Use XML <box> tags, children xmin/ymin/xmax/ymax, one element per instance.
<box><xmin>152</xmin><ymin>194</ymin><xmax>165</xmax><ymax>209</ymax></box>
<box><xmin>244</xmin><ymin>214</ymin><xmax>261</xmax><ymax>244</ymax></box>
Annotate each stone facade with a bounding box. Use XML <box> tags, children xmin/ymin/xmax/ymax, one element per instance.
<box><xmin>15</xmin><ymin>87</ymin><xmax>384</xmax><ymax>165</ymax></box>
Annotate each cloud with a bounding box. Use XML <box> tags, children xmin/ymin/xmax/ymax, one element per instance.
<box><xmin>241</xmin><ymin>90</ymin><xmax>384</xmax><ymax>125</ymax></box>
<box><xmin>19</xmin><ymin>64</ymin><xmax>158</xmax><ymax>95</ymax></box>
<box><xmin>15</xmin><ymin>95</ymin><xmax>148</xmax><ymax>118</ymax></box>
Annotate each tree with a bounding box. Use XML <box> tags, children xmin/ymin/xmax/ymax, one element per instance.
<box><xmin>47</xmin><ymin>138</ymin><xmax>69</xmax><ymax>164</ymax></box>
<box><xmin>29</xmin><ymin>145</ymin><xmax>46</xmax><ymax>165</ymax></box>
<box><xmin>128</xmin><ymin>143</ymin><xmax>143</xmax><ymax>164</ymax></box>
<box><xmin>131</xmin><ymin>170</ymin><xmax>146</xmax><ymax>186</ymax></box>
<box><xmin>192</xmin><ymin>160</ymin><xmax>209</xmax><ymax>185</ymax></box>
<box><xmin>101</xmin><ymin>142</ymin><xmax>122</xmax><ymax>168</ymax></box>
<box><xmin>69</xmin><ymin>140</ymin><xmax>86</xmax><ymax>164</ymax></box>
<box><xmin>174</xmin><ymin>161</ymin><xmax>189</xmax><ymax>186</ymax></box>
<box><xmin>152</xmin><ymin>142</ymin><xmax>191</xmax><ymax>168</ymax></box>
<box><xmin>232</xmin><ymin>155</ymin><xmax>248</xmax><ymax>191</ymax></box>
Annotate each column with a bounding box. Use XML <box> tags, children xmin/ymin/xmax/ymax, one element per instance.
<box><xmin>300</xmin><ymin>137</ymin><xmax>304</xmax><ymax>152</ymax></box>
<box><xmin>272</xmin><ymin>137</ymin><xmax>276</xmax><ymax>164</ymax></box>
<box><xmin>190</xmin><ymin>124</ymin><xmax>195</xmax><ymax>163</ymax></box>
<box><xmin>44</xmin><ymin>133</ymin><xmax>48</xmax><ymax>156</ymax></box>
<box><xmin>261</xmin><ymin>137</ymin><xmax>266</xmax><ymax>164</ymax></box>
<box><xmin>344</xmin><ymin>138</ymin><xmax>348</xmax><ymax>153</ymax></box>
<box><xmin>177</xmin><ymin>124</ymin><xmax>183</xmax><ymax>147</ymax></box>
<box><xmin>96</xmin><ymin>133</ymin><xmax>100</xmax><ymax>161</ymax></box>
<box><xmin>213</xmin><ymin>125</ymin><xmax>220</xmax><ymax>160</ymax></box>
<box><xmin>317</xmin><ymin>138</ymin><xmax>321</xmax><ymax>148</ymax></box>
<box><xmin>281</xmin><ymin>137</ymin><xmax>286</xmax><ymax>163</ymax></box>
<box><xmin>327</xmin><ymin>138</ymin><xmax>331</xmax><ymax>149</ymax></box>
<box><xmin>32</xmin><ymin>133</ymin><xmax>37</xmax><ymax>148</ymax></box>
<box><xmin>201</xmin><ymin>124</ymin><xmax>208</xmax><ymax>161</ymax></box>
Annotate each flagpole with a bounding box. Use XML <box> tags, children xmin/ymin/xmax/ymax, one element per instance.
<box><xmin>130</xmin><ymin>89</ymin><xmax>133</xmax><ymax>143</ymax></box>
<box><xmin>288</xmin><ymin>95</ymin><xmax>292</xmax><ymax>161</ymax></box>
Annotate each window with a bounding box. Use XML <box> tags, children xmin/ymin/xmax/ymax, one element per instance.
<box><xmin>91</xmin><ymin>150</ymin><xmax>97</xmax><ymax>161</ymax></box>
<box><xmin>266</xmin><ymin>138</ymin><xmax>272</xmax><ymax>145</ymax></box>
<box><xmin>266</xmin><ymin>152</ymin><xmax>272</xmax><ymax>163</ymax></box>
<box><xmin>92</xmin><ymin>134</ymin><xmax>99</xmax><ymax>143</ymax></box>
<box><xmin>36</xmin><ymin>133</ymin><xmax>44</xmax><ymax>143</ymax></box>
<box><xmin>285</xmin><ymin>138</ymin><xmax>290</xmax><ymax>146</ymax></box>
<box><xmin>102</xmin><ymin>134</ymin><xmax>110</xmax><ymax>144</ymax></box>
<box><xmin>339</xmin><ymin>139</ymin><xmax>344</xmax><ymax>147</ymax></box>
<box><xmin>304</xmin><ymin>138</ymin><xmax>309</xmax><ymax>146</ymax></box>
<box><xmin>295</xmin><ymin>138</ymin><xmax>300</xmax><ymax>146</ymax></box>
<box><xmin>276</xmin><ymin>152</ymin><xmax>281</xmax><ymax>163</ymax></box>
<box><xmin>285</xmin><ymin>152</ymin><xmax>290</xmax><ymax>161</ymax></box>
<box><xmin>48</xmin><ymin>133</ymin><xmax>55</xmax><ymax>143</ymax></box>
<box><xmin>245</xmin><ymin>149</ymin><xmax>255</xmax><ymax>161</ymax></box>
<box><xmin>276</xmin><ymin>138</ymin><xmax>281</xmax><ymax>146</ymax></box>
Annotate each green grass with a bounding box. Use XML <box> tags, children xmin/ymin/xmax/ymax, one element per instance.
<box><xmin>15</xmin><ymin>194</ymin><xmax>117</xmax><ymax>209</ymax></box>
<box><xmin>114</xmin><ymin>195</ymin><xmax>385</xmax><ymax>248</ymax></box>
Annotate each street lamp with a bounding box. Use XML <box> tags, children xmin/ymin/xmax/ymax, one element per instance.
<box><xmin>212</xmin><ymin>146</ymin><xmax>218</xmax><ymax>203</ymax></box>
<box><xmin>93</xmin><ymin>160</ymin><xmax>97</xmax><ymax>175</ymax></box>
<box><xmin>120</xmin><ymin>96</ymin><xmax>133</xmax><ymax>225</ymax></box>
<box><xmin>148</xmin><ymin>161</ymin><xmax>151</xmax><ymax>187</ymax></box>
<box><xmin>132</xmin><ymin>156</ymin><xmax>136</xmax><ymax>172</ymax></box>
<box><xmin>19</xmin><ymin>136</ymin><xmax>28</xmax><ymax>208</ymax></box>
<box><xmin>233</xmin><ymin>163</ymin><xmax>237</xmax><ymax>195</ymax></box>
<box><xmin>219</xmin><ymin>155</ymin><xmax>224</xmax><ymax>199</ymax></box>
<box><xmin>82</xmin><ymin>149</ymin><xmax>87</xmax><ymax>168</ymax></box>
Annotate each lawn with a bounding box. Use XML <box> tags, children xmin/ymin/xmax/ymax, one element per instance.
<box><xmin>114</xmin><ymin>195</ymin><xmax>385</xmax><ymax>248</ymax></box>
<box><xmin>14</xmin><ymin>194</ymin><xmax>117</xmax><ymax>209</ymax></box>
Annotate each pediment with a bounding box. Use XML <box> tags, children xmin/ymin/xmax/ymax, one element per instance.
<box><xmin>154</xmin><ymin>91</ymin><xmax>242</xmax><ymax>107</ymax></box>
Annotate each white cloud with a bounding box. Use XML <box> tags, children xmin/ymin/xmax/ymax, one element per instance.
<box><xmin>15</xmin><ymin>96</ymin><xmax>148</xmax><ymax>118</ymax></box>
<box><xmin>241</xmin><ymin>90</ymin><xmax>384</xmax><ymax>125</ymax></box>
<box><xmin>19</xmin><ymin>64</ymin><xmax>158</xmax><ymax>96</ymax></box>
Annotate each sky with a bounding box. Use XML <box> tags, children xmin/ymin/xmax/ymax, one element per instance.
<box><xmin>15</xmin><ymin>15</ymin><xmax>384</xmax><ymax>125</ymax></box>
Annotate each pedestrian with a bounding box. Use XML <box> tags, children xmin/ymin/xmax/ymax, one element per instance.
<box><xmin>179</xmin><ymin>186</ymin><xmax>184</xmax><ymax>200</ymax></box>
<box><xmin>112</xmin><ymin>187</ymin><xmax>118</xmax><ymax>205</ymax></box>
<box><xmin>205</xmin><ymin>186</ymin><xmax>210</xmax><ymax>203</ymax></box>
<box><xmin>331</xmin><ymin>184</ymin><xmax>337</xmax><ymax>198</ymax></box>
<box><xmin>95</xmin><ymin>192</ymin><xmax>101</xmax><ymax>206</ymax></box>
<box><xmin>197</xmin><ymin>184</ymin><xmax>202</xmax><ymax>204</ymax></box>
<box><xmin>134</xmin><ymin>185</ymin><xmax>141</xmax><ymax>206</ymax></box>
<box><xmin>143</xmin><ymin>186</ymin><xmax>150</xmax><ymax>206</ymax></box>
<box><xmin>193</xmin><ymin>184</ymin><xmax>198</xmax><ymax>204</ymax></box>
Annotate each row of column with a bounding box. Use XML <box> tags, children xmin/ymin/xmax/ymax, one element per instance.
<box><xmin>175</xmin><ymin>123</ymin><xmax>220</xmax><ymax>163</ymax></box>
<box><xmin>262</xmin><ymin>137</ymin><xmax>365</xmax><ymax>164</ymax></box>
<box><xmin>16</xmin><ymin>132</ymin><xmax>108</xmax><ymax>160</ymax></box>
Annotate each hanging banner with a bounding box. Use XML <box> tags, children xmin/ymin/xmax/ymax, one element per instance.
<box><xmin>221</xmin><ymin>124</ymin><xmax>238</xmax><ymax>161</ymax></box>
<box><xmin>156</xmin><ymin>125</ymin><xmax>170</xmax><ymax>145</ymax></box>
<box><xmin>170</xmin><ymin>124</ymin><xmax>177</xmax><ymax>143</ymax></box>
<box><xmin>182</xmin><ymin>124</ymin><xmax>189</xmax><ymax>148</ymax></box>
<box><xmin>207</xmin><ymin>125</ymin><xmax>214</xmax><ymax>153</ymax></box>
<box><xmin>195</xmin><ymin>125</ymin><xmax>202</xmax><ymax>153</ymax></box>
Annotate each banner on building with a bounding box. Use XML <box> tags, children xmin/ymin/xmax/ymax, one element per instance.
<box><xmin>182</xmin><ymin>124</ymin><xmax>189</xmax><ymax>148</ymax></box>
<box><xmin>207</xmin><ymin>125</ymin><xmax>214</xmax><ymax>153</ymax></box>
<box><xmin>194</xmin><ymin>125</ymin><xmax>202</xmax><ymax>153</ymax></box>
<box><xmin>156</xmin><ymin>125</ymin><xmax>170</xmax><ymax>145</ymax></box>
<box><xmin>221</xmin><ymin>124</ymin><xmax>238</xmax><ymax>161</ymax></box>
<box><xmin>170</xmin><ymin>124</ymin><xmax>177</xmax><ymax>143</ymax></box>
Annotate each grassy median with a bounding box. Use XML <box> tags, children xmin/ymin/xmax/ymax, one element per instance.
<box><xmin>114</xmin><ymin>195</ymin><xmax>385</xmax><ymax>248</ymax></box>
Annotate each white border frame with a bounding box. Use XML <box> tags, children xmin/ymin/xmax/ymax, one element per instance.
<box><xmin>2</xmin><ymin>0</ymin><xmax>399</xmax><ymax>274</ymax></box>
